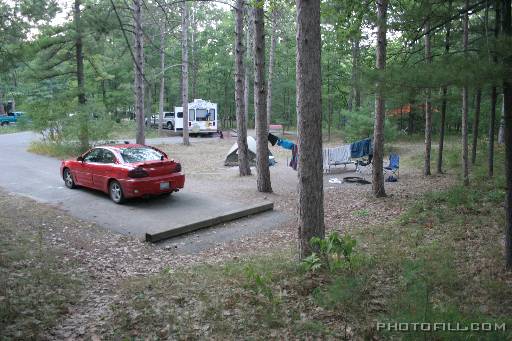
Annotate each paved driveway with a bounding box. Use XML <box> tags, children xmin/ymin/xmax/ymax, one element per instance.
<box><xmin>0</xmin><ymin>132</ymin><xmax>288</xmax><ymax>251</ymax></box>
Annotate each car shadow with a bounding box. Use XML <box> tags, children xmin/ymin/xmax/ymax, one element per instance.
<box><xmin>73</xmin><ymin>185</ymin><xmax>175</xmax><ymax>207</ymax></box>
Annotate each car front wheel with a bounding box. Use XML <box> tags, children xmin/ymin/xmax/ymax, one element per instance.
<box><xmin>167</xmin><ymin>121</ymin><xmax>174</xmax><ymax>130</ymax></box>
<box><xmin>63</xmin><ymin>168</ymin><xmax>76</xmax><ymax>189</ymax></box>
<box><xmin>109</xmin><ymin>180</ymin><xmax>125</xmax><ymax>204</ymax></box>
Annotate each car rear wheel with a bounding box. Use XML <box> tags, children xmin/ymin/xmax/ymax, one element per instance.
<box><xmin>109</xmin><ymin>180</ymin><xmax>125</xmax><ymax>204</ymax></box>
<box><xmin>0</xmin><ymin>122</ymin><xmax>8</xmax><ymax>126</ymax></box>
<box><xmin>166</xmin><ymin>121</ymin><xmax>174</xmax><ymax>130</ymax></box>
<box><xmin>63</xmin><ymin>168</ymin><xmax>76</xmax><ymax>189</ymax></box>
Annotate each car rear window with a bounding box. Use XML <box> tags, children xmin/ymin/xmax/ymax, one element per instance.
<box><xmin>120</xmin><ymin>148</ymin><xmax>163</xmax><ymax>163</ymax></box>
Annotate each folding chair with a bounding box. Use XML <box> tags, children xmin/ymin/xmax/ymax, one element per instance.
<box><xmin>384</xmin><ymin>153</ymin><xmax>400</xmax><ymax>178</ymax></box>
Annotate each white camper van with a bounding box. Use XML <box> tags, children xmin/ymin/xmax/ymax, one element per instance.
<box><xmin>174</xmin><ymin>99</ymin><xmax>218</xmax><ymax>135</ymax></box>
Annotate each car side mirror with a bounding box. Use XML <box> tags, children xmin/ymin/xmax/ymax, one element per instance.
<box><xmin>77</xmin><ymin>156</ymin><xmax>84</xmax><ymax>162</ymax></box>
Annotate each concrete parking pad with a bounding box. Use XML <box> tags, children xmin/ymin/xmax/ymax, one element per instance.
<box><xmin>0</xmin><ymin>132</ymin><xmax>282</xmax><ymax>243</ymax></box>
<box><xmin>145</xmin><ymin>200</ymin><xmax>273</xmax><ymax>242</ymax></box>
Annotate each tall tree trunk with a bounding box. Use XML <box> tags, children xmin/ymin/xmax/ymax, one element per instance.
<box><xmin>489</xmin><ymin>0</ymin><xmax>501</xmax><ymax>176</ymax></box>
<box><xmin>235</xmin><ymin>0</ymin><xmax>251</xmax><ymax>176</ymax></box>
<box><xmin>182</xmin><ymin>1</ymin><xmax>190</xmax><ymax>146</ymax></box>
<box><xmin>159</xmin><ymin>25</ymin><xmax>165</xmax><ymax>135</ymax></box>
<box><xmin>437</xmin><ymin>2</ymin><xmax>451</xmax><ymax>174</ymax></box>
<box><xmin>253</xmin><ymin>3</ymin><xmax>272</xmax><ymax>193</ymax></box>
<box><xmin>133</xmin><ymin>0</ymin><xmax>145</xmax><ymax>145</ymax></box>
<box><xmin>471</xmin><ymin>88</ymin><xmax>482</xmax><ymax>164</ymax></box>
<box><xmin>461</xmin><ymin>0</ymin><xmax>470</xmax><ymax>186</ymax></box>
<box><xmin>0</xmin><ymin>89</ymin><xmax>4</xmax><ymax>115</ymax></box>
<box><xmin>348</xmin><ymin>37</ymin><xmax>361</xmax><ymax>112</ymax></box>
<box><xmin>266</xmin><ymin>7</ymin><xmax>277</xmax><ymax>126</ymax></box>
<box><xmin>191</xmin><ymin>4</ymin><xmax>198</xmax><ymax>100</ymax></box>
<box><xmin>424</xmin><ymin>20</ymin><xmax>432</xmax><ymax>176</ymax></box>
<box><xmin>354</xmin><ymin>39</ymin><xmax>361</xmax><ymax>110</ymax></box>
<box><xmin>297</xmin><ymin>0</ymin><xmax>324</xmax><ymax>259</ymax></box>
<box><xmin>327</xmin><ymin>59</ymin><xmax>333</xmax><ymax>141</ymax></box>
<box><xmin>372</xmin><ymin>0</ymin><xmax>388</xmax><ymax>198</ymax></box>
<box><xmin>74</xmin><ymin>0</ymin><xmax>88</xmax><ymax>150</ymax></box>
<box><xmin>502</xmin><ymin>0</ymin><xmax>512</xmax><ymax>269</ymax></box>
<box><xmin>244</xmin><ymin>7</ymin><xmax>253</xmax><ymax>125</ymax></box>
<box><xmin>489</xmin><ymin>86</ymin><xmax>498</xmax><ymax>176</ymax></box>
<box><xmin>499</xmin><ymin>94</ymin><xmax>505</xmax><ymax>144</ymax></box>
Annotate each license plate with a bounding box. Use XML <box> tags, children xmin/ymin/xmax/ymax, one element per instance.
<box><xmin>160</xmin><ymin>182</ymin><xmax>170</xmax><ymax>190</ymax></box>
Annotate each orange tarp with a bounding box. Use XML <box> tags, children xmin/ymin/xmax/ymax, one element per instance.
<box><xmin>387</xmin><ymin>103</ymin><xmax>438</xmax><ymax>117</ymax></box>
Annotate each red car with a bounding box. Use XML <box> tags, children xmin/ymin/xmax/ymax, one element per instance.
<box><xmin>60</xmin><ymin>144</ymin><xmax>185</xmax><ymax>204</ymax></box>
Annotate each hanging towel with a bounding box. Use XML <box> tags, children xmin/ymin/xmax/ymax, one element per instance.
<box><xmin>350</xmin><ymin>138</ymin><xmax>373</xmax><ymax>158</ymax></box>
<box><xmin>322</xmin><ymin>148</ymin><xmax>330</xmax><ymax>171</ymax></box>
<box><xmin>277</xmin><ymin>139</ymin><xmax>295</xmax><ymax>150</ymax></box>
<box><xmin>329</xmin><ymin>144</ymin><xmax>351</xmax><ymax>164</ymax></box>
<box><xmin>277</xmin><ymin>139</ymin><xmax>298</xmax><ymax>170</ymax></box>
<box><xmin>290</xmin><ymin>144</ymin><xmax>298</xmax><ymax>170</ymax></box>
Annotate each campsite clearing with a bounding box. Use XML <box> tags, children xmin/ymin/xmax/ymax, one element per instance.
<box><xmin>1</xmin><ymin>134</ymin><xmax>469</xmax><ymax>340</ymax></box>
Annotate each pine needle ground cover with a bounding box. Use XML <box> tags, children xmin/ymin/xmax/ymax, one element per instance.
<box><xmin>104</xmin><ymin>146</ymin><xmax>512</xmax><ymax>339</ymax></box>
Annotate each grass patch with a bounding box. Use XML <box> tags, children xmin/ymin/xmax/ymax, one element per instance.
<box><xmin>104</xmin><ymin>144</ymin><xmax>511</xmax><ymax>339</ymax></box>
<box><xmin>108</xmin><ymin>120</ymin><xmax>171</xmax><ymax>140</ymax></box>
<box><xmin>0</xmin><ymin>124</ymin><xmax>25</xmax><ymax>135</ymax></box>
<box><xmin>0</xmin><ymin>197</ymin><xmax>85</xmax><ymax>339</ymax></box>
<box><xmin>28</xmin><ymin>141</ymin><xmax>84</xmax><ymax>159</ymax></box>
<box><xmin>27</xmin><ymin>121</ymin><xmax>176</xmax><ymax>159</ymax></box>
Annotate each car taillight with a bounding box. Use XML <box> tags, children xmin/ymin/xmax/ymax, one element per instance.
<box><xmin>128</xmin><ymin>167</ymin><xmax>149</xmax><ymax>178</ymax></box>
<box><xmin>173</xmin><ymin>163</ymin><xmax>182</xmax><ymax>173</ymax></box>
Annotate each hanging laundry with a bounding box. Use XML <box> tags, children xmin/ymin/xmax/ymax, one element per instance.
<box><xmin>277</xmin><ymin>138</ymin><xmax>299</xmax><ymax>170</ymax></box>
<box><xmin>350</xmin><ymin>137</ymin><xmax>373</xmax><ymax>158</ymax></box>
<box><xmin>290</xmin><ymin>144</ymin><xmax>298</xmax><ymax>170</ymax></box>
<box><xmin>268</xmin><ymin>133</ymin><xmax>279</xmax><ymax>146</ymax></box>
<box><xmin>277</xmin><ymin>139</ymin><xmax>295</xmax><ymax>150</ymax></box>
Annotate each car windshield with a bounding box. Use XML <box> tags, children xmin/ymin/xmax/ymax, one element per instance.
<box><xmin>120</xmin><ymin>147</ymin><xmax>163</xmax><ymax>163</ymax></box>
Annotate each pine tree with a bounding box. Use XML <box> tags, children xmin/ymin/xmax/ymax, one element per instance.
<box><xmin>296</xmin><ymin>0</ymin><xmax>324</xmax><ymax>258</ymax></box>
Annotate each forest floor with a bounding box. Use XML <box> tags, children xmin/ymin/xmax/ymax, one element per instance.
<box><xmin>1</xmin><ymin>135</ymin><xmax>511</xmax><ymax>339</ymax></box>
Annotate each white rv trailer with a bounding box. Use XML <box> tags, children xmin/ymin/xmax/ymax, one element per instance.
<box><xmin>174</xmin><ymin>99</ymin><xmax>218</xmax><ymax>135</ymax></box>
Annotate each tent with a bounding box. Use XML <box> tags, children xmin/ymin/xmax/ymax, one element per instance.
<box><xmin>224</xmin><ymin>136</ymin><xmax>274</xmax><ymax>166</ymax></box>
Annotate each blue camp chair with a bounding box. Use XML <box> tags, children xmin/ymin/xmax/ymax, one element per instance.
<box><xmin>384</xmin><ymin>153</ymin><xmax>400</xmax><ymax>178</ymax></box>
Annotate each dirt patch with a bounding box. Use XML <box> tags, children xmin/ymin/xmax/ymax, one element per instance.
<box><xmin>1</xmin><ymin>136</ymin><xmax>461</xmax><ymax>339</ymax></box>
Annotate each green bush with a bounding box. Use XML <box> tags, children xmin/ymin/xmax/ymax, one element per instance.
<box><xmin>340</xmin><ymin>108</ymin><xmax>398</xmax><ymax>142</ymax></box>
<box><xmin>302</xmin><ymin>231</ymin><xmax>361</xmax><ymax>273</ymax></box>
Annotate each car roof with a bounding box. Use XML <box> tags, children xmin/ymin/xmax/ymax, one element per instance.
<box><xmin>95</xmin><ymin>144</ymin><xmax>150</xmax><ymax>150</ymax></box>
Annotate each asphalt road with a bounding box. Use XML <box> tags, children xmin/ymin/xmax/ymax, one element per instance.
<box><xmin>0</xmin><ymin>132</ymin><xmax>288</xmax><ymax>253</ymax></box>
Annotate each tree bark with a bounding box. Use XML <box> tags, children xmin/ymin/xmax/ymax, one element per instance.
<box><xmin>372</xmin><ymin>0</ymin><xmax>388</xmax><ymax>197</ymax></box>
<box><xmin>499</xmin><ymin>94</ymin><xmax>505</xmax><ymax>144</ymax></box>
<box><xmin>191</xmin><ymin>4</ymin><xmax>198</xmax><ymax>100</ymax></box>
<box><xmin>244</xmin><ymin>7</ymin><xmax>253</xmax><ymax>125</ymax></box>
<box><xmin>0</xmin><ymin>90</ymin><xmax>4</xmax><ymax>115</ymax></box>
<box><xmin>501</xmin><ymin>0</ymin><xmax>512</xmax><ymax>269</ymax></box>
<box><xmin>424</xmin><ymin>20</ymin><xmax>432</xmax><ymax>176</ymax></box>
<box><xmin>159</xmin><ymin>25</ymin><xmax>165</xmax><ymax>136</ymax></box>
<box><xmin>266</xmin><ymin>7</ymin><xmax>277</xmax><ymax>126</ymax></box>
<box><xmin>489</xmin><ymin>0</ymin><xmax>500</xmax><ymax>177</ymax></box>
<box><xmin>489</xmin><ymin>87</ymin><xmax>498</xmax><ymax>176</ymax></box>
<box><xmin>235</xmin><ymin>0</ymin><xmax>251</xmax><ymax>176</ymax></box>
<box><xmin>471</xmin><ymin>88</ymin><xmax>482</xmax><ymax>164</ymax></box>
<box><xmin>462</xmin><ymin>0</ymin><xmax>470</xmax><ymax>186</ymax></box>
<box><xmin>296</xmin><ymin>0</ymin><xmax>324</xmax><ymax>259</ymax></box>
<box><xmin>74</xmin><ymin>0</ymin><xmax>88</xmax><ymax>151</ymax></box>
<box><xmin>182</xmin><ymin>1</ymin><xmax>190</xmax><ymax>146</ymax></box>
<box><xmin>133</xmin><ymin>0</ymin><xmax>145</xmax><ymax>145</ymax></box>
<box><xmin>327</xmin><ymin>59</ymin><xmax>333</xmax><ymax>141</ymax></box>
<box><xmin>253</xmin><ymin>3</ymin><xmax>272</xmax><ymax>193</ymax></box>
<box><xmin>437</xmin><ymin>2</ymin><xmax>451</xmax><ymax>174</ymax></box>
<box><xmin>348</xmin><ymin>37</ymin><xmax>361</xmax><ymax>112</ymax></box>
